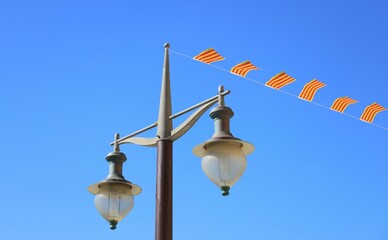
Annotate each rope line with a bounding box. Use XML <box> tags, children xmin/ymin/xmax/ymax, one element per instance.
<box><xmin>170</xmin><ymin>49</ymin><xmax>388</xmax><ymax>131</ymax></box>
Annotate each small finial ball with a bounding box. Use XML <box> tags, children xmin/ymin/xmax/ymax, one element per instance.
<box><xmin>164</xmin><ymin>43</ymin><xmax>170</xmax><ymax>48</ymax></box>
<box><xmin>221</xmin><ymin>186</ymin><xmax>230</xmax><ymax>196</ymax></box>
<box><xmin>110</xmin><ymin>220</ymin><xmax>118</xmax><ymax>230</ymax></box>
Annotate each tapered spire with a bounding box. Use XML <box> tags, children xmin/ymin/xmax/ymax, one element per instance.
<box><xmin>157</xmin><ymin>43</ymin><xmax>173</xmax><ymax>139</ymax></box>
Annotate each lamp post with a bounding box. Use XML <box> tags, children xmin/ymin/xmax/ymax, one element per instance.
<box><xmin>88</xmin><ymin>43</ymin><xmax>254</xmax><ymax>239</ymax></box>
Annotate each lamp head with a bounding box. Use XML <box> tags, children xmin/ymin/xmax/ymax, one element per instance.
<box><xmin>88</xmin><ymin>133</ymin><xmax>141</xmax><ymax>230</ymax></box>
<box><xmin>193</xmin><ymin>86</ymin><xmax>254</xmax><ymax>196</ymax></box>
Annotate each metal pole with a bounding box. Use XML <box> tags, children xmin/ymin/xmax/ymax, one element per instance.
<box><xmin>155</xmin><ymin>43</ymin><xmax>173</xmax><ymax>240</ymax></box>
<box><xmin>155</xmin><ymin>140</ymin><xmax>173</xmax><ymax>240</ymax></box>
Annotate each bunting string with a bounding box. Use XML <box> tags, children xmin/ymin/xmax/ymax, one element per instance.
<box><xmin>170</xmin><ymin>48</ymin><xmax>387</xmax><ymax>131</ymax></box>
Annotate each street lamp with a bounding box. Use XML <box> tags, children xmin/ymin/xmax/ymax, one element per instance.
<box><xmin>88</xmin><ymin>43</ymin><xmax>254</xmax><ymax>239</ymax></box>
<box><xmin>193</xmin><ymin>91</ymin><xmax>254</xmax><ymax>196</ymax></box>
<box><xmin>88</xmin><ymin>133</ymin><xmax>141</xmax><ymax>230</ymax></box>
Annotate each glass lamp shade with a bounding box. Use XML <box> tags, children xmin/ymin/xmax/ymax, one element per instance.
<box><xmin>200</xmin><ymin>141</ymin><xmax>247</xmax><ymax>196</ymax></box>
<box><xmin>94</xmin><ymin>183</ymin><xmax>135</xmax><ymax>230</ymax></box>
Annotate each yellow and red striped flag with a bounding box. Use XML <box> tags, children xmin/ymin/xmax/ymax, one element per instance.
<box><xmin>265</xmin><ymin>72</ymin><xmax>296</xmax><ymax>89</ymax></box>
<box><xmin>230</xmin><ymin>61</ymin><xmax>259</xmax><ymax>77</ymax></box>
<box><xmin>360</xmin><ymin>102</ymin><xmax>386</xmax><ymax>123</ymax></box>
<box><xmin>298</xmin><ymin>79</ymin><xmax>326</xmax><ymax>101</ymax></box>
<box><xmin>330</xmin><ymin>97</ymin><xmax>358</xmax><ymax>113</ymax></box>
<box><xmin>193</xmin><ymin>48</ymin><xmax>225</xmax><ymax>64</ymax></box>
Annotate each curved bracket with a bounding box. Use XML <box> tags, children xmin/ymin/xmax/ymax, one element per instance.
<box><xmin>116</xmin><ymin>136</ymin><xmax>159</xmax><ymax>147</ymax></box>
<box><xmin>167</xmin><ymin>98</ymin><xmax>218</xmax><ymax>142</ymax></box>
<box><xmin>114</xmin><ymin>99</ymin><xmax>217</xmax><ymax>146</ymax></box>
<box><xmin>113</xmin><ymin>88</ymin><xmax>230</xmax><ymax>147</ymax></box>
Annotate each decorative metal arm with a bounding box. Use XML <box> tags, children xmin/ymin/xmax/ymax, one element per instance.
<box><xmin>113</xmin><ymin>89</ymin><xmax>231</xmax><ymax>147</ymax></box>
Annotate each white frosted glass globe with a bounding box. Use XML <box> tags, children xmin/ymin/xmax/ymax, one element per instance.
<box><xmin>201</xmin><ymin>142</ymin><xmax>247</xmax><ymax>193</ymax></box>
<box><xmin>94</xmin><ymin>183</ymin><xmax>134</xmax><ymax>229</ymax></box>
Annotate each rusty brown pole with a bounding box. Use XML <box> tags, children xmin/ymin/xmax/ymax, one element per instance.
<box><xmin>155</xmin><ymin>140</ymin><xmax>173</xmax><ymax>240</ymax></box>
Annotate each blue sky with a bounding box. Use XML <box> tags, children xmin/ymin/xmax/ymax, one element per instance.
<box><xmin>1</xmin><ymin>1</ymin><xmax>387</xmax><ymax>239</ymax></box>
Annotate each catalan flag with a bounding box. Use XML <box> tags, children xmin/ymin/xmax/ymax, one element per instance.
<box><xmin>193</xmin><ymin>48</ymin><xmax>225</xmax><ymax>64</ymax></box>
<box><xmin>230</xmin><ymin>61</ymin><xmax>259</xmax><ymax>77</ymax></box>
<box><xmin>266</xmin><ymin>72</ymin><xmax>296</xmax><ymax>89</ymax></box>
<box><xmin>330</xmin><ymin>97</ymin><xmax>358</xmax><ymax>113</ymax></box>
<box><xmin>360</xmin><ymin>103</ymin><xmax>386</xmax><ymax>123</ymax></box>
<box><xmin>298</xmin><ymin>79</ymin><xmax>326</xmax><ymax>101</ymax></box>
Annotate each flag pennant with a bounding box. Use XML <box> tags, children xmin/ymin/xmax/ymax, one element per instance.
<box><xmin>230</xmin><ymin>61</ymin><xmax>259</xmax><ymax>77</ymax></box>
<box><xmin>193</xmin><ymin>48</ymin><xmax>225</xmax><ymax>64</ymax></box>
<box><xmin>360</xmin><ymin>103</ymin><xmax>386</xmax><ymax>123</ymax></box>
<box><xmin>266</xmin><ymin>72</ymin><xmax>296</xmax><ymax>89</ymax></box>
<box><xmin>330</xmin><ymin>97</ymin><xmax>358</xmax><ymax>113</ymax></box>
<box><xmin>298</xmin><ymin>79</ymin><xmax>326</xmax><ymax>101</ymax></box>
